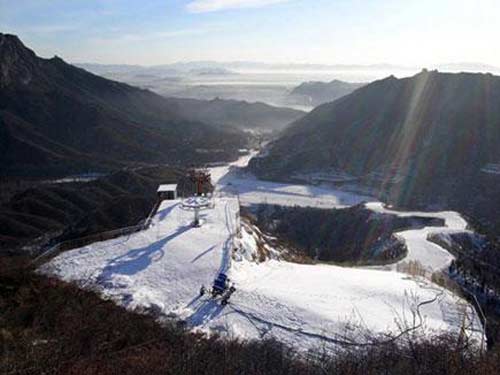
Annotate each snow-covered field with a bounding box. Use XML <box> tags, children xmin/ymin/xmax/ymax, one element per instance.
<box><xmin>40</xmin><ymin>153</ymin><xmax>484</xmax><ymax>352</ymax></box>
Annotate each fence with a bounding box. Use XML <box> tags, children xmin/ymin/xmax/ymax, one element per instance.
<box><xmin>31</xmin><ymin>193</ymin><xmax>242</xmax><ymax>268</ymax></box>
<box><xmin>31</xmin><ymin>199</ymin><xmax>162</xmax><ymax>268</ymax></box>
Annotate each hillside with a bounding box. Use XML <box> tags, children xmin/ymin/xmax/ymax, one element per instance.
<box><xmin>287</xmin><ymin>79</ymin><xmax>365</xmax><ymax>107</ymax></box>
<box><xmin>0</xmin><ymin>34</ymin><xmax>250</xmax><ymax>177</ymax></box>
<box><xmin>0</xmin><ymin>166</ymin><xmax>181</xmax><ymax>252</ymax></box>
<box><xmin>169</xmin><ymin>97</ymin><xmax>304</xmax><ymax>132</ymax></box>
<box><xmin>250</xmin><ymin>70</ymin><xmax>500</xmax><ymax>231</ymax></box>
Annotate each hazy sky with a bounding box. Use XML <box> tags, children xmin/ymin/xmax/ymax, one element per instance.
<box><xmin>1</xmin><ymin>0</ymin><xmax>499</xmax><ymax>66</ymax></box>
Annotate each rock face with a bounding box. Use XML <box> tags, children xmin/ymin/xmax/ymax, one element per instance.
<box><xmin>0</xmin><ymin>34</ymin><xmax>38</xmax><ymax>87</ymax></box>
<box><xmin>0</xmin><ymin>33</ymin><xmax>249</xmax><ymax>177</ymax></box>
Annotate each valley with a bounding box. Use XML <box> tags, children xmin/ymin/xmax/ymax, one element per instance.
<box><xmin>0</xmin><ymin>34</ymin><xmax>302</xmax><ymax>178</ymax></box>
<box><xmin>78</xmin><ymin>63</ymin><xmax>409</xmax><ymax>112</ymax></box>
<box><xmin>2</xmin><ymin>6</ymin><xmax>500</xmax><ymax>370</ymax></box>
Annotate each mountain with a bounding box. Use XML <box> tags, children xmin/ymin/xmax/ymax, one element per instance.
<box><xmin>250</xmin><ymin>70</ymin><xmax>500</xmax><ymax>226</ymax></box>
<box><xmin>169</xmin><ymin>97</ymin><xmax>304</xmax><ymax>132</ymax></box>
<box><xmin>287</xmin><ymin>80</ymin><xmax>365</xmax><ymax>107</ymax></box>
<box><xmin>75</xmin><ymin>64</ymin><xmax>305</xmax><ymax>132</ymax></box>
<box><xmin>0</xmin><ymin>34</ymin><xmax>249</xmax><ymax>177</ymax></box>
<box><xmin>78</xmin><ymin>61</ymin><xmax>416</xmax><ymax>73</ymax></box>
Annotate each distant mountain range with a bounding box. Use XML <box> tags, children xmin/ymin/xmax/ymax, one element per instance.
<box><xmin>78</xmin><ymin>61</ymin><xmax>500</xmax><ymax>116</ymax></box>
<box><xmin>78</xmin><ymin>61</ymin><xmax>500</xmax><ymax>113</ymax></box>
<box><xmin>250</xmin><ymin>70</ymin><xmax>500</xmax><ymax>228</ymax></box>
<box><xmin>77</xmin><ymin>61</ymin><xmax>500</xmax><ymax>75</ymax></box>
<box><xmin>76</xmin><ymin>63</ymin><xmax>239</xmax><ymax>77</ymax></box>
<box><xmin>287</xmin><ymin>80</ymin><xmax>365</xmax><ymax>107</ymax></box>
<box><xmin>0</xmin><ymin>34</ymin><xmax>302</xmax><ymax>177</ymax></box>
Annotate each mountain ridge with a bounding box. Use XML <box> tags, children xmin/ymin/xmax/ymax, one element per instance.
<box><xmin>0</xmin><ymin>34</ymin><xmax>277</xmax><ymax>177</ymax></box>
<box><xmin>250</xmin><ymin>70</ymin><xmax>500</xmax><ymax>227</ymax></box>
<box><xmin>76</xmin><ymin>61</ymin><xmax>500</xmax><ymax>74</ymax></box>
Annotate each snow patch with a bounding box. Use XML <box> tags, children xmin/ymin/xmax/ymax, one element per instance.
<box><xmin>236</xmin><ymin>225</ymin><xmax>258</xmax><ymax>262</ymax></box>
<box><xmin>481</xmin><ymin>163</ymin><xmax>500</xmax><ymax>175</ymax></box>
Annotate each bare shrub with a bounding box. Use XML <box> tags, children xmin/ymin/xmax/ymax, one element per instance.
<box><xmin>396</xmin><ymin>260</ymin><xmax>430</xmax><ymax>278</ymax></box>
<box><xmin>2</xmin><ymin>258</ymin><xmax>500</xmax><ymax>375</ymax></box>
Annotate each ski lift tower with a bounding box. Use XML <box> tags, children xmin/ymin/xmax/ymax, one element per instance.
<box><xmin>182</xmin><ymin>196</ymin><xmax>211</xmax><ymax>227</ymax></box>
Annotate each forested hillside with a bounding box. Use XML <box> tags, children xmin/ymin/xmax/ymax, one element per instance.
<box><xmin>0</xmin><ymin>33</ymin><xmax>249</xmax><ymax>177</ymax></box>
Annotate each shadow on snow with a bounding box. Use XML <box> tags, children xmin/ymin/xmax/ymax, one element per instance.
<box><xmin>97</xmin><ymin>224</ymin><xmax>192</xmax><ymax>283</ymax></box>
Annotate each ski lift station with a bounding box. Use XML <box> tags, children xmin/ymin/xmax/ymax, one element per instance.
<box><xmin>157</xmin><ymin>184</ymin><xmax>178</xmax><ymax>200</ymax></box>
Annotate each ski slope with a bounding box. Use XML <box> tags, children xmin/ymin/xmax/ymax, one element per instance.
<box><xmin>366</xmin><ymin>202</ymin><xmax>471</xmax><ymax>271</ymax></box>
<box><xmin>228</xmin><ymin>248</ymin><xmax>482</xmax><ymax>351</ymax></box>
<box><xmin>211</xmin><ymin>152</ymin><xmax>376</xmax><ymax>209</ymax></box>
<box><xmin>215</xmin><ymin>154</ymin><xmax>469</xmax><ymax>271</ymax></box>
<box><xmin>41</xmin><ymin>190</ymin><xmax>484</xmax><ymax>352</ymax></box>
<box><xmin>43</xmin><ymin>198</ymin><xmax>238</xmax><ymax>316</ymax></box>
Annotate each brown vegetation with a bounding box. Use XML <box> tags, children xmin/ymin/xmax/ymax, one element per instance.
<box><xmin>2</xmin><ymin>257</ymin><xmax>500</xmax><ymax>374</ymax></box>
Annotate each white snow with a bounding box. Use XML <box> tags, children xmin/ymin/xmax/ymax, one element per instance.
<box><xmin>213</xmin><ymin>154</ymin><xmax>375</xmax><ymax>209</ymax></box>
<box><xmin>365</xmin><ymin>202</ymin><xmax>471</xmax><ymax>271</ymax></box>
<box><xmin>40</xmin><ymin>152</ymin><xmax>484</xmax><ymax>352</ymax></box>
<box><xmin>42</xmin><ymin>198</ymin><xmax>237</xmax><ymax>315</ymax></box>
<box><xmin>291</xmin><ymin>170</ymin><xmax>358</xmax><ymax>184</ymax></box>
<box><xmin>223</xmin><ymin>174</ymin><xmax>374</xmax><ymax>208</ymax></box>
<box><xmin>228</xmin><ymin>260</ymin><xmax>482</xmax><ymax>350</ymax></box>
<box><xmin>481</xmin><ymin>163</ymin><xmax>500</xmax><ymax>175</ymax></box>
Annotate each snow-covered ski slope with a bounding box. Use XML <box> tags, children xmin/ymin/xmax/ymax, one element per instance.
<box><xmin>42</xmin><ymin>164</ymin><xmax>484</xmax><ymax>351</ymax></box>
<box><xmin>366</xmin><ymin>202</ymin><xmax>471</xmax><ymax>271</ymax></box>
<box><xmin>213</xmin><ymin>153</ymin><xmax>469</xmax><ymax>271</ymax></box>
<box><xmin>230</xmin><ymin>238</ymin><xmax>482</xmax><ymax>351</ymax></box>
<box><xmin>43</xmin><ymin>198</ymin><xmax>239</xmax><ymax>316</ymax></box>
